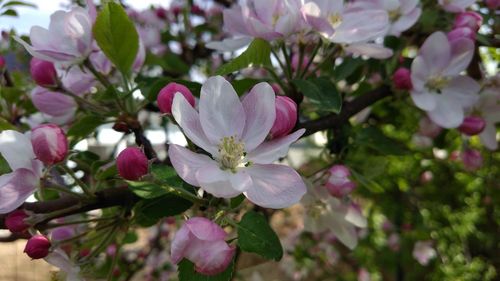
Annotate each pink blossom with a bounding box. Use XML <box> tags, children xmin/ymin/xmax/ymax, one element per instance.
<box><xmin>5</xmin><ymin>209</ymin><xmax>30</xmax><ymax>233</ymax></box>
<box><xmin>117</xmin><ymin>147</ymin><xmax>149</xmax><ymax>181</ymax></box>
<box><xmin>392</xmin><ymin>67</ymin><xmax>412</xmax><ymax>90</ymax></box>
<box><xmin>31</xmin><ymin>87</ymin><xmax>77</xmax><ymax>124</ymax></box>
<box><xmin>453</xmin><ymin>12</ymin><xmax>482</xmax><ymax>31</ymax></box>
<box><xmin>325</xmin><ymin>165</ymin><xmax>356</xmax><ymax>198</ymax></box>
<box><xmin>469</xmin><ymin>82</ymin><xmax>500</xmax><ymax>150</ymax></box>
<box><xmin>60</xmin><ymin>66</ymin><xmax>96</xmax><ymax>95</ymax></box>
<box><xmin>168</xmin><ymin>76</ymin><xmax>306</xmax><ymax>208</ymax></box>
<box><xmin>157</xmin><ymin>83</ymin><xmax>196</xmax><ymax>115</ymax></box>
<box><xmin>171</xmin><ymin>217</ymin><xmax>235</xmax><ymax>275</ymax></box>
<box><xmin>0</xmin><ymin>130</ymin><xmax>43</xmax><ymax>214</ymax></box>
<box><xmin>412</xmin><ymin>240</ymin><xmax>436</xmax><ymax>265</ymax></box>
<box><xmin>438</xmin><ymin>0</ymin><xmax>476</xmax><ymax>12</ymax></box>
<box><xmin>15</xmin><ymin>6</ymin><xmax>93</xmax><ymax>63</ymax></box>
<box><xmin>24</xmin><ymin>235</ymin><xmax>51</xmax><ymax>259</ymax></box>
<box><xmin>410</xmin><ymin>32</ymin><xmax>479</xmax><ymax>128</ymax></box>
<box><xmin>458</xmin><ymin>116</ymin><xmax>486</xmax><ymax>136</ymax></box>
<box><xmin>270</xmin><ymin>96</ymin><xmax>298</xmax><ymax>139</ymax></box>
<box><xmin>387</xmin><ymin>233</ymin><xmax>400</xmax><ymax>252</ymax></box>
<box><xmin>358</xmin><ymin>268</ymin><xmax>371</xmax><ymax>281</ymax></box>
<box><xmin>485</xmin><ymin>0</ymin><xmax>500</xmax><ymax>9</ymax></box>
<box><xmin>30</xmin><ymin>58</ymin><xmax>58</xmax><ymax>87</ymax></box>
<box><xmin>31</xmin><ymin>124</ymin><xmax>68</xmax><ymax>165</ymax></box>
<box><xmin>462</xmin><ymin>149</ymin><xmax>483</xmax><ymax>171</ymax></box>
<box><xmin>44</xmin><ymin>248</ymin><xmax>82</xmax><ymax>280</ymax></box>
<box><xmin>447</xmin><ymin>27</ymin><xmax>476</xmax><ymax>42</ymax></box>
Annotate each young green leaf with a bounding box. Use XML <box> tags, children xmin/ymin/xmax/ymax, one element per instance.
<box><xmin>237</xmin><ymin>211</ymin><xmax>283</xmax><ymax>261</ymax></box>
<box><xmin>178</xmin><ymin>259</ymin><xmax>234</xmax><ymax>281</ymax></box>
<box><xmin>216</xmin><ymin>38</ymin><xmax>272</xmax><ymax>75</ymax></box>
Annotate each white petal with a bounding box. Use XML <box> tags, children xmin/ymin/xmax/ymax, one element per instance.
<box><xmin>345</xmin><ymin>205</ymin><xmax>367</xmax><ymax>228</ymax></box>
<box><xmin>443</xmin><ymin>38</ymin><xmax>474</xmax><ymax>76</ymax></box>
<box><xmin>410</xmin><ymin>56</ymin><xmax>429</xmax><ymax>92</ymax></box>
<box><xmin>247</xmin><ymin>129</ymin><xmax>304</xmax><ymax>164</ymax></box>
<box><xmin>0</xmin><ymin>130</ymin><xmax>35</xmax><ymax>170</ymax></box>
<box><xmin>344</xmin><ymin>43</ymin><xmax>393</xmax><ymax>59</ymax></box>
<box><xmin>389</xmin><ymin>8</ymin><xmax>421</xmax><ymax>35</ymax></box>
<box><xmin>172</xmin><ymin>94</ymin><xmax>217</xmax><ymax>155</ymax></box>
<box><xmin>168</xmin><ymin>144</ymin><xmax>214</xmax><ymax>187</ymax></box>
<box><xmin>428</xmin><ymin>95</ymin><xmax>464</xmax><ymax>128</ymax></box>
<box><xmin>205</xmin><ymin>37</ymin><xmax>252</xmax><ymax>52</ymax></box>
<box><xmin>333</xmin><ymin>10</ymin><xmax>389</xmax><ymax>44</ymax></box>
<box><xmin>244</xmin><ymin>164</ymin><xmax>306</xmax><ymax>209</ymax></box>
<box><xmin>199</xmin><ymin>76</ymin><xmax>246</xmax><ymax>143</ymax></box>
<box><xmin>419</xmin><ymin>32</ymin><xmax>451</xmax><ymax>75</ymax></box>
<box><xmin>0</xmin><ymin>169</ymin><xmax>39</xmax><ymax>214</ymax></box>
<box><xmin>442</xmin><ymin>76</ymin><xmax>479</xmax><ymax>107</ymax></box>
<box><xmin>195</xmin><ymin>163</ymin><xmax>249</xmax><ymax>198</ymax></box>
<box><xmin>241</xmin><ymin>83</ymin><xmax>276</xmax><ymax>151</ymax></box>
<box><xmin>411</xmin><ymin>91</ymin><xmax>438</xmax><ymax>111</ymax></box>
<box><xmin>479</xmin><ymin>123</ymin><xmax>498</xmax><ymax>150</ymax></box>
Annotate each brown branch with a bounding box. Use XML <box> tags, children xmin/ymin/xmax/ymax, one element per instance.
<box><xmin>298</xmin><ymin>85</ymin><xmax>393</xmax><ymax>137</ymax></box>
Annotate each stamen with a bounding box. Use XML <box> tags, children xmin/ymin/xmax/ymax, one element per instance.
<box><xmin>218</xmin><ymin>136</ymin><xmax>246</xmax><ymax>172</ymax></box>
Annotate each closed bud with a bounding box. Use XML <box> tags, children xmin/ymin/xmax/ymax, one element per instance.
<box><xmin>458</xmin><ymin>116</ymin><xmax>486</xmax><ymax>136</ymax></box>
<box><xmin>462</xmin><ymin>149</ymin><xmax>483</xmax><ymax>171</ymax></box>
<box><xmin>325</xmin><ymin>165</ymin><xmax>356</xmax><ymax>198</ymax></box>
<box><xmin>0</xmin><ymin>56</ymin><xmax>5</xmax><ymax>70</ymax></box>
<box><xmin>157</xmin><ymin>83</ymin><xmax>195</xmax><ymax>114</ymax></box>
<box><xmin>447</xmin><ymin>27</ymin><xmax>476</xmax><ymax>42</ymax></box>
<box><xmin>30</xmin><ymin>58</ymin><xmax>58</xmax><ymax>87</ymax></box>
<box><xmin>117</xmin><ymin>147</ymin><xmax>149</xmax><ymax>180</ymax></box>
<box><xmin>453</xmin><ymin>12</ymin><xmax>482</xmax><ymax>32</ymax></box>
<box><xmin>5</xmin><ymin>210</ymin><xmax>30</xmax><ymax>233</ymax></box>
<box><xmin>24</xmin><ymin>235</ymin><xmax>51</xmax><ymax>259</ymax></box>
<box><xmin>270</xmin><ymin>96</ymin><xmax>297</xmax><ymax>139</ymax></box>
<box><xmin>485</xmin><ymin>0</ymin><xmax>499</xmax><ymax>9</ymax></box>
<box><xmin>31</xmin><ymin>124</ymin><xmax>68</xmax><ymax>165</ymax></box>
<box><xmin>392</xmin><ymin>67</ymin><xmax>412</xmax><ymax>90</ymax></box>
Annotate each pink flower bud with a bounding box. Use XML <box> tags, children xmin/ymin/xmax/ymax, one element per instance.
<box><xmin>447</xmin><ymin>27</ymin><xmax>476</xmax><ymax>42</ymax></box>
<box><xmin>325</xmin><ymin>165</ymin><xmax>356</xmax><ymax>198</ymax></box>
<box><xmin>117</xmin><ymin>147</ymin><xmax>149</xmax><ymax>180</ymax></box>
<box><xmin>485</xmin><ymin>0</ymin><xmax>499</xmax><ymax>9</ymax></box>
<box><xmin>155</xmin><ymin>7</ymin><xmax>168</xmax><ymax>19</ymax></box>
<box><xmin>31</xmin><ymin>87</ymin><xmax>77</xmax><ymax>117</ymax></box>
<box><xmin>0</xmin><ymin>56</ymin><xmax>5</xmax><ymax>69</ymax></box>
<box><xmin>392</xmin><ymin>67</ymin><xmax>412</xmax><ymax>90</ymax></box>
<box><xmin>31</xmin><ymin>124</ymin><xmax>68</xmax><ymax>165</ymax></box>
<box><xmin>420</xmin><ymin>171</ymin><xmax>433</xmax><ymax>184</ymax></box>
<box><xmin>453</xmin><ymin>12</ymin><xmax>482</xmax><ymax>31</ymax></box>
<box><xmin>388</xmin><ymin>233</ymin><xmax>400</xmax><ymax>252</ymax></box>
<box><xmin>24</xmin><ymin>235</ymin><xmax>51</xmax><ymax>259</ymax></box>
<box><xmin>171</xmin><ymin>217</ymin><xmax>235</xmax><ymax>276</ymax></box>
<box><xmin>291</xmin><ymin>54</ymin><xmax>310</xmax><ymax>72</ymax></box>
<box><xmin>418</xmin><ymin>117</ymin><xmax>442</xmax><ymax>138</ymax></box>
<box><xmin>269</xmin><ymin>96</ymin><xmax>297</xmax><ymax>139</ymax></box>
<box><xmin>462</xmin><ymin>149</ymin><xmax>483</xmax><ymax>171</ymax></box>
<box><xmin>157</xmin><ymin>83</ymin><xmax>195</xmax><ymax>114</ymax></box>
<box><xmin>30</xmin><ymin>58</ymin><xmax>58</xmax><ymax>87</ymax></box>
<box><xmin>5</xmin><ymin>210</ymin><xmax>30</xmax><ymax>233</ymax></box>
<box><xmin>458</xmin><ymin>116</ymin><xmax>486</xmax><ymax>136</ymax></box>
<box><xmin>106</xmin><ymin>244</ymin><xmax>117</xmax><ymax>257</ymax></box>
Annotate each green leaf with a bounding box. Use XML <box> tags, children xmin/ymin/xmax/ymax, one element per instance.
<box><xmin>93</xmin><ymin>2</ymin><xmax>139</xmax><ymax>75</ymax></box>
<box><xmin>350</xmin><ymin>169</ymin><xmax>384</xmax><ymax>193</ymax></box>
<box><xmin>133</xmin><ymin>194</ymin><xmax>192</xmax><ymax>227</ymax></box>
<box><xmin>1</xmin><ymin>9</ymin><xmax>18</xmax><ymax>16</ymax></box>
<box><xmin>237</xmin><ymin>211</ymin><xmax>283</xmax><ymax>261</ymax></box>
<box><xmin>230</xmin><ymin>194</ymin><xmax>245</xmax><ymax>209</ymax></box>
<box><xmin>231</xmin><ymin>78</ymin><xmax>263</xmax><ymax>96</ymax></box>
<box><xmin>216</xmin><ymin>38</ymin><xmax>272</xmax><ymax>75</ymax></box>
<box><xmin>0</xmin><ymin>154</ymin><xmax>12</xmax><ymax>175</ymax></box>
<box><xmin>151</xmin><ymin>165</ymin><xmax>184</xmax><ymax>187</ymax></box>
<box><xmin>178</xmin><ymin>259</ymin><xmax>234</xmax><ymax>281</ymax></box>
<box><xmin>292</xmin><ymin>78</ymin><xmax>342</xmax><ymax>113</ymax></box>
<box><xmin>137</xmin><ymin>77</ymin><xmax>202</xmax><ymax>101</ymax></box>
<box><xmin>66</xmin><ymin>115</ymin><xmax>103</xmax><ymax>142</ymax></box>
<box><xmin>333</xmin><ymin>57</ymin><xmax>364</xmax><ymax>82</ymax></box>
<box><xmin>122</xmin><ymin>232</ymin><xmax>138</xmax><ymax>244</ymax></box>
<box><xmin>356</xmin><ymin>127</ymin><xmax>408</xmax><ymax>156</ymax></box>
<box><xmin>128</xmin><ymin>181</ymin><xmax>168</xmax><ymax>199</ymax></box>
<box><xmin>0</xmin><ymin>117</ymin><xmax>16</xmax><ymax>131</ymax></box>
<box><xmin>1</xmin><ymin>1</ymin><xmax>36</xmax><ymax>9</ymax></box>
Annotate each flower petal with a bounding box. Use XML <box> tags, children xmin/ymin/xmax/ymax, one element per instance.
<box><xmin>205</xmin><ymin>37</ymin><xmax>252</xmax><ymax>52</ymax></box>
<box><xmin>443</xmin><ymin>38</ymin><xmax>474</xmax><ymax>76</ymax></box>
<box><xmin>419</xmin><ymin>32</ymin><xmax>451</xmax><ymax>75</ymax></box>
<box><xmin>186</xmin><ymin>217</ymin><xmax>228</xmax><ymax>241</ymax></box>
<box><xmin>0</xmin><ymin>169</ymin><xmax>39</xmax><ymax>214</ymax></box>
<box><xmin>333</xmin><ymin>10</ymin><xmax>389</xmax><ymax>44</ymax></box>
<box><xmin>168</xmin><ymin>144</ymin><xmax>214</xmax><ymax>187</ymax></box>
<box><xmin>199</xmin><ymin>76</ymin><xmax>246</xmax><ymax>143</ymax></box>
<box><xmin>0</xmin><ymin>130</ymin><xmax>36</xmax><ymax>171</ymax></box>
<box><xmin>411</xmin><ymin>91</ymin><xmax>437</xmax><ymax>111</ymax></box>
<box><xmin>241</xmin><ymin>82</ymin><xmax>276</xmax><ymax>151</ymax></box>
<box><xmin>195</xmin><ymin>163</ymin><xmax>249</xmax><ymax>198</ymax></box>
<box><xmin>479</xmin><ymin>123</ymin><xmax>498</xmax><ymax>150</ymax></box>
<box><xmin>428</xmin><ymin>95</ymin><xmax>464</xmax><ymax>128</ymax></box>
<box><xmin>247</xmin><ymin>129</ymin><xmax>304</xmax><ymax>164</ymax></box>
<box><xmin>344</xmin><ymin>43</ymin><xmax>393</xmax><ymax>59</ymax></box>
<box><xmin>244</xmin><ymin>164</ymin><xmax>306</xmax><ymax>209</ymax></box>
<box><xmin>171</xmin><ymin>224</ymin><xmax>192</xmax><ymax>264</ymax></box>
<box><xmin>442</xmin><ymin>76</ymin><xmax>479</xmax><ymax>107</ymax></box>
<box><xmin>192</xmin><ymin>241</ymin><xmax>235</xmax><ymax>276</ymax></box>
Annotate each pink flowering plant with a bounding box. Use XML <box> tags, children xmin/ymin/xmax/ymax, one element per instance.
<box><xmin>0</xmin><ymin>0</ymin><xmax>498</xmax><ymax>280</ymax></box>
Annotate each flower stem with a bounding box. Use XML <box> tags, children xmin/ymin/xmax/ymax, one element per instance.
<box><xmin>59</xmin><ymin>165</ymin><xmax>94</xmax><ymax>197</ymax></box>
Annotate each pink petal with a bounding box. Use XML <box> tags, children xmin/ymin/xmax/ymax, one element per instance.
<box><xmin>244</xmin><ymin>164</ymin><xmax>306</xmax><ymax>209</ymax></box>
<box><xmin>428</xmin><ymin>95</ymin><xmax>464</xmax><ymax>128</ymax></box>
<box><xmin>168</xmin><ymin>144</ymin><xmax>214</xmax><ymax>187</ymax></box>
<box><xmin>247</xmin><ymin>129</ymin><xmax>304</xmax><ymax>164</ymax></box>
<box><xmin>419</xmin><ymin>32</ymin><xmax>451</xmax><ymax>75</ymax></box>
<box><xmin>442</xmin><ymin>76</ymin><xmax>479</xmax><ymax>107</ymax></box>
<box><xmin>410</xmin><ymin>56</ymin><xmax>429</xmax><ymax>92</ymax></box>
<box><xmin>344</xmin><ymin>43</ymin><xmax>393</xmax><ymax>59</ymax></box>
<box><xmin>205</xmin><ymin>37</ymin><xmax>252</xmax><ymax>52</ymax></box>
<box><xmin>223</xmin><ymin>6</ymin><xmax>251</xmax><ymax>36</ymax></box>
<box><xmin>171</xmin><ymin>224</ymin><xmax>193</xmax><ymax>264</ymax></box>
<box><xmin>241</xmin><ymin>83</ymin><xmax>276</xmax><ymax>151</ymax></box>
<box><xmin>0</xmin><ymin>169</ymin><xmax>39</xmax><ymax>214</ymax></box>
<box><xmin>333</xmin><ymin>10</ymin><xmax>389</xmax><ymax>44</ymax></box>
<box><xmin>411</xmin><ymin>91</ymin><xmax>437</xmax><ymax>111</ymax></box>
<box><xmin>192</xmin><ymin>241</ymin><xmax>235</xmax><ymax>275</ymax></box>
<box><xmin>186</xmin><ymin>217</ymin><xmax>228</xmax><ymax>241</ymax></box>
<box><xmin>443</xmin><ymin>38</ymin><xmax>474</xmax><ymax>76</ymax></box>
<box><xmin>479</xmin><ymin>123</ymin><xmax>498</xmax><ymax>150</ymax></box>
<box><xmin>0</xmin><ymin>130</ymin><xmax>36</xmax><ymax>171</ymax></box>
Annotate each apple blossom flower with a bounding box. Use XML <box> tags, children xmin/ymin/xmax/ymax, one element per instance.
<box><xmin>171</xmin><ymin>217</ymin><xmax>235</xmax><ymax>275</ymax></box>
<box><xmin>0</xmin><ymin>130</ymin><xmax>43</xmax><ymax>214</ymax></box>
<box><xmin>31</xmin><ymin>124</ymin><xmax>68</xmax><ymax>165</ymax></box>
<box><xmin>458</xmin><ymin>116</ymin><xmax>486</xmax><ymax>136</ymax></box>
<box><xmin>438</xmin><ymin>0</ymin><xmax>476</xmax><ymax>12</ymax></box>
<box><xmin>5</xmin><ymin>209</ymin><xmax>30</xmax><ymax>233</ymax></box>
<box><xmin>60</xmin><ymin>65</ymin><xmax>96</xmax><ymax>95</ymax></box>
<box><xmin>325</xmin><ymin>165</ymin><xmax>356</xmax><ymax>198</ymax></box>
<box><xmin>157</xmin><ymin>83</ymin><xmax>196</xmax><ymax>115</ymax></box>
<box><xmin>24</xmin><ymin>235</ymin><xmax>51</xmax><ymax>259</ymax></box>
<box><xmin>30</xmin><ymin>58</ymin><xmax>58</xmax><ymax>87</ymax></box>
<box><xmin>45</xmin><ymin>248</ymin><xmax>82</xmax><ymax>280</ymax></box>
<box><xmin>117</xmin><ymin>147</ymin><xmax>149</xmax><ymax>181</ymax></box>
<box><xmin>302</xmin><ymin>183</ymin><xmax>367</xmax><ymax>249</ymax></box>
<box><xmin>468</xmin><ymin>82</ymin><xmax>500</xmax><ymax>150</ymax></box>
<box><xmin>168</xmin><ymin>76</ymin><xmax>306</xmax><ymax>208</ymax></box>
<box><xmin>392</xmin><ymin>67</ymin><xmax>413</xmax><ymax>90</ymax></box>
<box><xmin>358</xmin><ymin>268</ymin><xmax>371</xmax><ymax>281</ymax></box>
<box><xmin>31</xmin><ymin>87</ymin><xmax>77</xmax><ymax>125</ymax></box>
<box><xmin>447</xmin><ymin>27</ymin><xmax>476</xmax><ymax>41</ymax></box>
<box><xmin>453</xmin><ymin>12</ymin><xmax>482</xmax><ymax>31</ymax></box>
<box><xmin>412</xmin><ymin>240</ymin><xmax>436</xmax><ymax>265</ymax></box>
<box><xmin>15</xmin><ymin>6</ymin><xmax>93</xmax><ymax>64</ymax></box>
<box><xmin>270</xmin><ymin>96</ymin><xmax>298</xmax><ymax>139</ymax></box>
<box><xmin>462</xmin><ymin>148</ymin><xmax>483</xmax><ymax>171</ymax></box>
<box><xmin>410</xmin><ymin>32</ymin><xmax>480</xmax><ymax>128</ymax></box>
<box><xmin>387</xmin><ymin>233</ymin><xmax>401</xmax><ymax>251</ymax></box>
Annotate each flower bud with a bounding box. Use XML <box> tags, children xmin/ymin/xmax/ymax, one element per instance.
<box><xmin>24</xmin><ymin>235</ymin><xmax>51</xmax><ymax>259</ymax></box>
<box><xmin>392</xmin><ymin>67</ymin><xmax>412</xmax><ymax>90</ymax></box>
<box><xmin>155</xmin><ymin>7</ymin><xmax>168</xmax><ymax>19</ymax></box>
<box><xmin>5</xmin><ymin>210</ymin><xmax>30</xmax><ymax>233</ymax></box>
<box><xmin>269</xmin><ymin>96</ymin><xmax>297</xmax><ymax>139</ymax></box>
<box><xmin>447</xmin><ymin>27</ymin><xmax>476</xmax><ymax>42</ymax></box>
<box><xmin>388</xmin><ymin>233</ymin><xmax>400</xmax><ymax>252</ymax></box>
<box><xmin>485</xmin><ymin>0</ymin><xmax>499</xmax><ymax>9</ymax></box>
<box><xmin>453</xmin><ymin>12</ymin><xmax>482</xmax><ymax>31</ymax></box>
<box><xmin>325</xmin><ymin>165</ymin><xmax>356</xmax><ymax>198</ymax></box>
<box><xmin>157</xmin><ymin>83</ymin><xmax>196</xmax><ymax>114</ymax></box>
<box><xmin>31</xmin><ymin>124</ymin><xmax>68</xmax><ymax>165</ymax></box>
<box><xmin>0</xmin><ymin>56</ymin><xmax>5</xmax><ymax>70</ymax></box>
<box><xmin>30</xmin><ymin>58</ymin><xmax>58</xmax><ymax>87</ymax></box>
<box><xmin>117</xmin><ymin>147</ymin><xmax>149</xmax><ymax>180</ymax></box>
<box><xmin>458</xmin><ymin>116</ymin><xmax>486</xmax><ymax>136</ymax></box>
<box><xmin>171</xmin><ymin>217</ymin><xmax>235</xmax><ymax>275</ymax></box>
<box><xmin>462</xmin><ymin>149</ymin><xmax>483</xmax><ymax>171</ymax></box>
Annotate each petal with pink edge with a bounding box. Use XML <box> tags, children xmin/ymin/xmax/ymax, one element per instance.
<box><xmin>419</xmin><ymin>32</ymin><xmax>451</xmax><ymax>75</ymax></box>
<box><xmin>171</xmin><ymin>224</ymin><xmax>193</xmax><ymax>264</ymax></box>
<box><xmin>444</xmin><ymin>38</ymin><xmax>474</xmax><ymax>76</ymax></box>
<box><xmin>0</xmin><ymin>169</ymin><xmax>39</xmax><ymax>214</ymax></box>
<box><xmin>168</xmin><ymin>144</ymin><xmax>214</xmax><ymax>187</ymax></box>
<box><xmin>247</xmin><ymin>129</ymin><xmax>304</xmax><ymax>164</ymax></box>
<box><xmin>186</xmin><ymin>217</ymin><xmax>228</xmax><ymax>241</ymax></box>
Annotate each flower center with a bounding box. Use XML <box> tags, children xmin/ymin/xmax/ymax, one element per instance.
<box><xmin>328</xmin><ymin>13</ymin><xmax>343</xmax><ymax>28</ymax></box>
<box><xmin>217</xmin><ymin>136</ymin><xmax>246</xmax><ymax>172</ymax></box>
<box><xmin>308</xmin><ymin>200</ymin><xmax>328</xmax><ymax>219</ymax></box>
<box><xmin>426</xmin><ymin>76</ymin><xmax>450</xmax><ymax>93</ymax></box>
<box><xmin>388</xmin><ymin>9</ymin><xmax>401</xmax><ymax>21</ymax></box>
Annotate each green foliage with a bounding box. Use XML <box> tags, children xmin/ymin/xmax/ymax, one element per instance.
<box><xmin>93</xmin><ymin>2</ymin><xmax>139</xmax><ymax>76</ymax></box>
<box><xmin>137</xmin><ymin>76</ymin><xmax>202</xmax><ymax>101</ymax></box>
<box><xmin>178</xmin><ymin>259</ymin><xmax>235</xmax><ymax>281</ymax></box>
<box><xmin>237</xmin><ymin>211</ymin><xmax>284</xmax><ymax>261</ymax></box>
<box><xmin>66</xmin><ymin>115</ymin><xmax>104</xmax><ymax>144</ymax></box>
<box><xmin>133</xmin><ymin>194</ymin><xmax>192</xmax><ymax>227</ymax></box>
<box><xmin>216</xmin><ymin>38</ymin><xmax>272</xmax><ymax>75</ymax></box>
<box><xmin>293</xmin><ymin>78</ymin><xmax>342</xmax><ymax>113</ymax></box>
